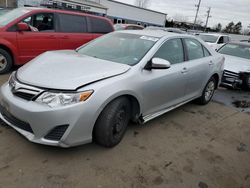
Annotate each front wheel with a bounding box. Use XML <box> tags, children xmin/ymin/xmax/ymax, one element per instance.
<box><xmin>243</xmin><ymin>75</ymin><xmax>250</xmax><ymax>91</ymax></box>
<box><xmin>196</xmin><ymin>77</ymin><xmax>216</xmax><ymax>105</ymax></box>
<box><xmin>93</xmin><ymin>97</ymin><xmax>131</xmax><ymax>148</ymax></box>
<box><xmin>0</xmin><ymin>48</ymin><xmax>13</xmax><ymax>74</ymax></box>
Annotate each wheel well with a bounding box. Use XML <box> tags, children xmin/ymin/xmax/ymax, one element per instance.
<box><xmin>124</xmin><ymin>95</ymin><xmax>141</xmax><ymax>121</ymax></box>
<box><xmin>0</xmin><ymin>44</ymin><xmax>14</xmax><ymax>62</ymax></box>
<box><xmin>212</xmin><ymin>73</ymin><xmax>219</xmax><ymax>89</ymax></box>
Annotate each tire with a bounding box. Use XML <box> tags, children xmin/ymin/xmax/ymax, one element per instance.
<box><xmin>243</xmin><ymin>75</ymin><xmax>250</xmax><ymax>91</ymax></box>
<box><xmin>0</xmin><ymin>48</ymin><xmax>13</xmax><ymax>74</ymax></box>
<box><xmin>94</xmin><ymin>97</ymin><xmax>131</xmax><ymax>148</ymax></box>
<box><xmin>196</xmin><ymin>77</ymin><xmax>216</xmax><ymax>105</ymax></box>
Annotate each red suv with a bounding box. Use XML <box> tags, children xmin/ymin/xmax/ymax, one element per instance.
<box><xmin>0</xmin><ymin>7</ymin><xmax>114</xmax><ymax>73</ymax></box>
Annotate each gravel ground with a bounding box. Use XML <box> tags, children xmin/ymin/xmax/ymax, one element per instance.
<box><xmin>0</xmin><ymin>73</ymin><xmax>249</xmax><ymax>188</ymax></box>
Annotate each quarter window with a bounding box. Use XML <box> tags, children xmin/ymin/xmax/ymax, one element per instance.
<box><xmin>185</xmin><ymin>38</ymin><xmax>204</xmax><ymax>60</ymax></box>
<box><xmin>153</xmin><ymin>39</ymin><xmax>184</xmax><ymax>64</ymax></box>
<box><xmin>58</xmin><ymin>13</ymin><xmax>87</xmax><ymax>33</ymax></box>
<box><xmin>89</xmin><ymin>17</ymin><xmax>113</xmax><ymax>33</ymax></box>
<box><xmin>203</xmin><ymin>46</ymin><xmax>211</xmax><ymax>57</ymax></box>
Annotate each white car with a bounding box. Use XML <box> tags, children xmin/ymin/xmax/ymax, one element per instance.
<box><xmin>218</xmin><ymin>42</ymin><xmax>250</xmax><ymax>90</ymax></box>
<box><xmin>199</xmin><ymin>33</ymin><xmax>231</xmax><ymax>51</ymax></box>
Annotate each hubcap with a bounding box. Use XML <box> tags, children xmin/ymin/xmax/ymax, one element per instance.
<box><xmin>113</xmin><ymin>108</ymin><xmax>126</xmax><ymax>138</ymax></box>
<box><xmin>0</xmin><ymin>54</ymin><xmax>7</xmax><ymax>71</ymax></box>
<box><xmin>205</xmin><ymin>81</ymin><xmax>215</xmax><ymax>101</ymax></box>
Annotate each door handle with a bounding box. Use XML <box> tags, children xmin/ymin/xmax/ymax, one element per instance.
<box><xmin>181</xmin><ymin>67</ymin><xmax>188</xmax><ymax>74</ymax></box>
<box><xmin>61</xmin><ymin>36</ymin><xmax>69</xmax><ymax>39</ymax></box>
<box><xmin>48</xmin><ymin>35</ymin><xmax>56</xmax><ymax>39</ymax></box>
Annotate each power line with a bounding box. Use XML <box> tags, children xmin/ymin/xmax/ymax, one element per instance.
<box><xmin>204</xmin><ymin>7</ymin><xmax>212</xmax><ymax>32</ymax></box>
<box><xmin>193</xmin><ymin>0</ymin><xmax>202</xmax><ymax>29</ymax></box>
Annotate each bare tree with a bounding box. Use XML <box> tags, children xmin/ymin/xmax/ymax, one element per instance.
<box><xmin>173</xmin><ymin>14</ymin><xmax>189</xmax><ymax>23</ymax></box>
<box><xmin>134</xmin><ymin>0</ymin><xmax>150</xmax><ymax>8</ymax></box>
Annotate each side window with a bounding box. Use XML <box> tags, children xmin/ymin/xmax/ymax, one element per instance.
<box><xmin>218</xmin><ymin>36</ymin><xmax>224</xmax><ymax>44</ymax></box>
<box><xmin>21</xmin><ymin>13</ymin><xmax>54</xmax><ymax>32</ymax></box>
<box><xmin>223</xmin><ymin>36</ymin><xmax>229</xmax><ymax>43</ymax></box>
<box><xmin>185</xmin><ymin>38</ymin><xmax>204</xmax><ymax>60</ymax></box>
<box><xmin>58</xmin><ymin>13</ymin><xmax>87</xmax><ymax>33</ymax></box>
<box><xmin>89</xmin><ymin>17</ymin><xmax>113</xmax><ymax>34</ymax></box>
<box><xmin>203</xmin><ymin>46</ymin><xmax>211</xmax><ymax>57</ymax></box>
<box><xmin>154</xmin><ymin>39</ymin><xmax>184</xmax><ymax>64</ymax></box>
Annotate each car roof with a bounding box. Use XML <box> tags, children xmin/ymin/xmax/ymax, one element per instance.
<box><xmin>115</xmin><ymin>24</ymin><xmax>143</xmax><ymax>27</ymax></box>
<box><xmin>17</xmin><ymin>7</ymin><xmax>110</xmax><ymax>20</ymax></box>
<box><xmin>117</xmin><ymin>30</ymin><xmax>188</xmax><ymax>38</ymax></box>
<box><xmin>199</xmin><ymin>33</ymin><xmax>229</xmax><ymax>37</ymax></box>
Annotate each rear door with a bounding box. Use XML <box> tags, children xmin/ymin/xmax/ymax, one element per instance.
<box><xmin>183</xmin><ymin>38</ymin><xmax>212</xmax><ymax>98</ymax></box>
<box><xmin>57</xmin><ymin>13</ymin><xmax>93</xmax><ymax>49</ymax></box>
<box><xmin>16</xmin><ymin>12</ymin><xmax>59</xmax><ymax>64</ymax></box>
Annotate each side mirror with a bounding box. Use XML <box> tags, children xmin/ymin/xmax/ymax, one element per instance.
<box><xmin>17</xmin><ymin>22</ymin><xmax>30</xmax><ymax>31</ymax></box>
<box><xmin>145</xmin><ymin>58</ymin><xmax>171</xmax><ymax>70</ymax></box>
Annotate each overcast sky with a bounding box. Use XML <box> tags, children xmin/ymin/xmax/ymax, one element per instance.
<box><xmin>115</xmin><ymin>0</ymin><xmax>250</xmax><ymax>29</ymax></box>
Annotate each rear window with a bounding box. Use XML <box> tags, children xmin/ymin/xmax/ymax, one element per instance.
<box><xmin>88</xmin><ymin>17</ymin><xmax>113</xmax><ymax>34</ymax></box>
<box><xmin>58</xmin><ymin>13</ymin><xmax>87</xmax><ymax>33</ymax></box>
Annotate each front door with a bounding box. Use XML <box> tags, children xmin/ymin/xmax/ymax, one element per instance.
<box><xmin>141</xmin><ymin>38</ymin><xmax>188</xmax><ymax>116</ymax></box>
<box><xmin>17</xmin><ymin>13</ymin><xmax>59</xmax><ymax>64</ymax></box>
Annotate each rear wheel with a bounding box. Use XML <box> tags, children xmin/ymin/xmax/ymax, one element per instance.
<box><xmin>196</xmin><ymin>77</ymin><xmax>216</xmax><ymax>105</ymax></box>
<box><xmin>0</xmin><ymin>48</ymin><xmax>13</xmax><ymax>74</ymax></box>
<box><xmin>94</xmin><ymin>97</ymin><xmax>131</xmax><ymax>148</ymax></box>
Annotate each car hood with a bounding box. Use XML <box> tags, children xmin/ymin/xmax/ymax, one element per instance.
<box><xmin>17</xmin><ymin>50</ymin><xmax>131</xmax><ymax>90</ymax></box>
<box><xmin>223</xmin><ymin>54</ymin><xmax>250</xmax><ymax>73</ymax></box>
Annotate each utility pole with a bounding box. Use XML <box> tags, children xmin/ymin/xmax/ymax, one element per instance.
<box><xmin>204</xmin><ymin>7</ymin><xmax>211</xmax><ymax>32</ymax></box>
<box><xmin>5</xmin><ymin>0</ymin><xmax>8</xmax><ymax>8</ymax></box>
<box><xmin>193</xmin><ymin>0</ymin><xmax>202</xmax><ymax>30</ymax></box>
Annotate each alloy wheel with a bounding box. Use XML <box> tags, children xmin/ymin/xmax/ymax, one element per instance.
<box><xmin>0</xmin><ymin>54</ymin><xmax>7</xmax><ymax>71</ymax></box>
<box><xmin>205</xmin><ymin>80</ymin><xmax>215</xmax><ymax>102</ymax></box>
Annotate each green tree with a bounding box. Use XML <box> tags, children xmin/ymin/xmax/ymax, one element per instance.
<box><xmin>233</xmin><ymin>21</ymin><xmax>242</xmax><ymax>34</ymax></box>
<box><xmin>223</xmin><ymin>22</ymin><xmax>234</xmax><ymax>33</ymax></box>
<box><xmin>214</xmin><ymin>23</ymin><xmax>222</xmax><ymax>32</ymax></box>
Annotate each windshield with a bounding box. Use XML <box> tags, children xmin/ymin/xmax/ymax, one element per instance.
<box><xmin>0</xmin><ymin>8</ymin><xmax>31</xmax><ymax>27</ymax></box>
<box><xmin>77</xmin><ymin>32</ymin><xmax>158</xmax><ymax>65</ymax></box>
<box><xmin>218</xmin><ymin>43</ymin><xmax>250</xmax><ymax>60</ymax></box>
<box><xmin>199</xmin><ymin>34</ymin><xmax>218</xmax><ymax>43</ymax></box>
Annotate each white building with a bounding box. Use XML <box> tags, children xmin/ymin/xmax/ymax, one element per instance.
<box><xmin>17</xmin><ymin>0</ymin><xmax>167</xmax><ymax>27</ymax></box>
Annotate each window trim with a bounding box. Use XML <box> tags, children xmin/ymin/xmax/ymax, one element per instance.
<box><xmin>7</xmin><ymin>12</ymin><xmax>56</xmax><ymax>32</ymax></box>
<box><xmin>57</xmin><ymin>12</ymin><xmax>88</xmax><ymax>33</ymax></box>
<box><xmin>183</xmin><ymin>38</ymin><xmax>207</xmax><ymax>61</ymax></box>
<box><xmin>152</xmin><ymin>37</ymin><xmax>186</xmax><ymax>65</ymax></box>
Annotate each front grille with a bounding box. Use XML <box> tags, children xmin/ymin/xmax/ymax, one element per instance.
<box><xmin>44</xmin><ymin>125</ymin><xmax>69</xmax><ymax>141</ymax></box>
<box><xmin>0</xmin><ymin>104</ymin><xmax>33</xmax><ymax>133</ymax></box>
<box><xmin>13</xmin><ymin>91</ymin><xmax>36</xmax><ymax>101</ymax></box>
<box><xmin>223</xmin><ymin>70</ymin><xmax>239</xmax><ymax>79</ymax></box>
<box><xmin>9</xmin><ymin>75</ymin><xmax>42</xmax><ymax>101</ymax></box>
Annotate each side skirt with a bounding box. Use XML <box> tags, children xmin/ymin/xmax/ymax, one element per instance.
<box><xmin>141</xmin><ymin>97</ymin><xmax>198</xmax><ymax>124</ymax></box>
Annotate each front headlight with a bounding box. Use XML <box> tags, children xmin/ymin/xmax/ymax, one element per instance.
<box><xmin>36</xmin><ymin>90</ymin><xmax>94</xmax><ymax>108</ymax></box>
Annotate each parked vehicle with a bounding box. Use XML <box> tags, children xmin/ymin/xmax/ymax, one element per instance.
<box><xmin>0</xmin><ymin>8</ymin><xmax>10</xmax><ymax>16</ymax></box>
<box><xmin>114</xmin><ymin>24</ymin><xmax>144</xmax><ymax>30</ymax></box>
<box><xmin>0</xmin><ymin>30</ymin><xmax>224</xmax><ymax>148</ymax></box>
<box><xmin>240</xmin><ymin>39</ymin><xmax>250</xmax><ymax>43</ymax></box>
<box><xmin>145</xmin><ymin>26</ymin><xmax>186</xmax><ymax>34</ymax></box>
<box><xmin>0</xmin><ymin>7</ymin><xmax>114</xmax><ymax>74</ymax></box>
<box><xmin>218</xmin><ymin>42</ymin><xmax>250</xmax><ymax>90</ymax></box>
<box><xmin>199</xmin><ymin>33</ymin><xmax>231</xmax><ymax>51</ymax></box>
<box><xmin>199</xmin><ymin>33</ymin><xmax>231</xmax><ymax>50</ymax></box>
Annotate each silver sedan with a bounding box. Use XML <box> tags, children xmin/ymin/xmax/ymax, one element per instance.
<box><xmin>0</xmin><ymin>30</ymin><xmax>224</xmax><ymax>147</ymax></box>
